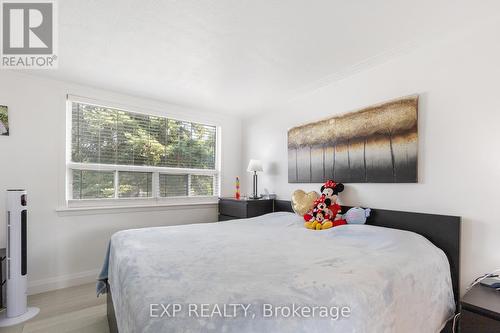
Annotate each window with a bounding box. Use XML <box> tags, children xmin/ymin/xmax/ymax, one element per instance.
<box><xmin>67</xmin><ymin>97</ymin><xmax>219</xmax><ymax>204</ymax></box>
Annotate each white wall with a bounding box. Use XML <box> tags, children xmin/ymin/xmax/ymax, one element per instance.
<box><xmin>0</xmin><ymin>72</ymin><xmax>242</xmax><ymax>294</ymax></box>
<box><xmin>242</xmin><ymin>18</ymin><xmax>500</xmax><ymax>295</ymax></box>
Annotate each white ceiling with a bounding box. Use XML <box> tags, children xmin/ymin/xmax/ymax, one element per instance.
<box><xmin>28</xmin><ymin>0</ymin><xmax>497</xmax><ymax>115</ymax></box>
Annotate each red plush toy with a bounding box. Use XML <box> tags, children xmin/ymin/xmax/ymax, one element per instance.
<box><xmin>304</xmin><ymin>180</ymin><xmax>347</xmax><ymax>230</ymax></box>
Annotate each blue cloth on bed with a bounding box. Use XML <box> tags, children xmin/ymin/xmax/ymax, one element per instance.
<box><xmin>96</xmin><ymin>241</ymin><xmax>111</xmax><ymax>297</ymax></box>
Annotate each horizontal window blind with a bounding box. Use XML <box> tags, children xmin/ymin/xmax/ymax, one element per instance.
<box><xmin>71</xmin><ymin>102</ymin><xmax>216</xmax><ymax>169</ymax></box>
<box><xmin>68</xmin><ymin>100</ymin><xmax>219</xmax><ymax>201</ymax></box>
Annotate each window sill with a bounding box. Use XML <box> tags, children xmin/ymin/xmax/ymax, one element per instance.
<box><xmin>56</xmin><ymin>197</ymin><xmax>218</xmax><ymax>215</ymax></box>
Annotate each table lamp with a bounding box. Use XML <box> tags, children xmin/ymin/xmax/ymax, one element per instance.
<box><xmin>247</xmin><ymin>159</ymin><xmax>263</xmax><ymax>199</ymax></box>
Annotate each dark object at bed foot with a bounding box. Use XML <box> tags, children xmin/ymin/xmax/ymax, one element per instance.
<box><xmin>441</xmin><ymin>319</ymin><xmax>454</xmax><ymax>333</ymax></box>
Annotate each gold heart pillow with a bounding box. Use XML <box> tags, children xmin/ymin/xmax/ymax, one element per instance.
<box><xmin>291</xmin><ymin>190</ymin><xmax>319</xmax><ymax>216</ymax></box>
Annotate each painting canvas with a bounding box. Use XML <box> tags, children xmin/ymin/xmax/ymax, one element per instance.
<box><xmin>0</xmin><ymin>105</ymin><xmax>8</xmax><ymax>136</ymax></box>
<box><xmin>288</xmin><ymin>96</ymin><xmax>418</xmax><ymax>183</ymax></box>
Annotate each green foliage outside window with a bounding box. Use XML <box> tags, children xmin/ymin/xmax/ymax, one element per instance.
<box><xmin>71</xmin><ymin>103</ymin><xmax>216</xmax><ymax>168</ymax></box>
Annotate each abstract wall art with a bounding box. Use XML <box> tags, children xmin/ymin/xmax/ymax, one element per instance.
<box><xmin>0</xmin><ymin>105</ymin><xmax>9</xmax><ymax>136</ymax></box>
<box><xmin>288</xmin><ymin>96</ymin><xmax>418</xmax><ymax>183</ymax></box>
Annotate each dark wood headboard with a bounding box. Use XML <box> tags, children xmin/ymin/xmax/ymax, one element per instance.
<box><xmin>273</xmin><ymin>200</ymin><xmax>461</xmax><ymax>307</ymax></box>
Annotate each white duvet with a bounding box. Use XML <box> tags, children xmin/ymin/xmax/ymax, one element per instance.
<box><xmin>109</xmin><ymin>212</ymin><xmax>455</xmax><ymax>333</ymax></box>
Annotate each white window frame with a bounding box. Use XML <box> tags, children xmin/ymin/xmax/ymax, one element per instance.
<box><xmin>65</xmin><ymin>95</ymin><xmax>221</xmax><ymax>209</ymax></box>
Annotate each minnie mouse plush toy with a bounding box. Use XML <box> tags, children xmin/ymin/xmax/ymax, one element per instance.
<box><xmin>320</xmin><ymin>180</ymin><xmax>344</xmax><ymax>207</ymax></box>
<box><xmin>303</xmin><ymin>180</ymin><xmax>347</xmax><ymax>230</ymax></box>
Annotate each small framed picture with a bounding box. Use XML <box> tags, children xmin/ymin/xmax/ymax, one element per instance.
<box><xmin>0</xmin><ymin>105</ymin><xmax>9</xmax><ymax>136</ymax></box>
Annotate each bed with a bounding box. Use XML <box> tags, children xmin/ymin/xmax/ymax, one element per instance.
<box><xmin>104</xmin><ymin>201</ymin><xmax>461</xmax><ymax>333</ymax></box>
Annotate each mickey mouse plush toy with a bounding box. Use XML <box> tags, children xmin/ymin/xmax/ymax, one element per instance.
<box><xmin>304</xmin><ymin>180</ymin><xmax>347</xmax><ymax>230</ymax></box>
<box><xmin>304</xmin><ymin>197</ymin><xmax>332</xmax><ymax>230</ymax></box>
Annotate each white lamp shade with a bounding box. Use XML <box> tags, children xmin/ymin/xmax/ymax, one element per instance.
<box><xmin>247</xmin><ymin>159</ymin><xmax>263</xmax><ymax>172</ymax></box>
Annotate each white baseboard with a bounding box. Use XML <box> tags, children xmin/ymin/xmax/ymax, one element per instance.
<box><xmin>27</xmin><ymin>269</ymin><xmax>100</xmax><ymax>295</ymax></box>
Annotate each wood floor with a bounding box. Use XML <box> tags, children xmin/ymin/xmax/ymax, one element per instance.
<box><xmin>0</xmin><ymin>283</ymin><xmax>109</xmax><ymax>333</ymax></box>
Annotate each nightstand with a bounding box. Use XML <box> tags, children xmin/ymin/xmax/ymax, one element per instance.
<box><xmin>218</xmin><ymin>198</ymin><xmax>274</xmax><ymax>221</ymax></box>
<box><xmin>460</xmin><ymin>284</ymin><xmax>500</xmax><ymax>333</ymax></box>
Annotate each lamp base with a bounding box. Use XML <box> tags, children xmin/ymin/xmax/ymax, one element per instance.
<box><xmin>248</xmin><ymin>195</ymin><xmax>262</xmax><ymax>200</ymax></box>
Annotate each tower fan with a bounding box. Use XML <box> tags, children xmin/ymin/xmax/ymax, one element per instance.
<box><xmin>0</xmin><ymin>190</ymin><xmax>39</xmax><ymax>327</ymax></box>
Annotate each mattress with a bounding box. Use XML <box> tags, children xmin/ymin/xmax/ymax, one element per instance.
<box><xmin>108</xmin><ymin>212</ymin><xmax>455</xmax><ymax>333</ymax></box>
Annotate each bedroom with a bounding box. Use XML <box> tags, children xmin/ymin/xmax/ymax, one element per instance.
<box><xmin>0</xmin><ymin>0</ymin><xmax>499</xmax><ymax>332</ymax></box>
